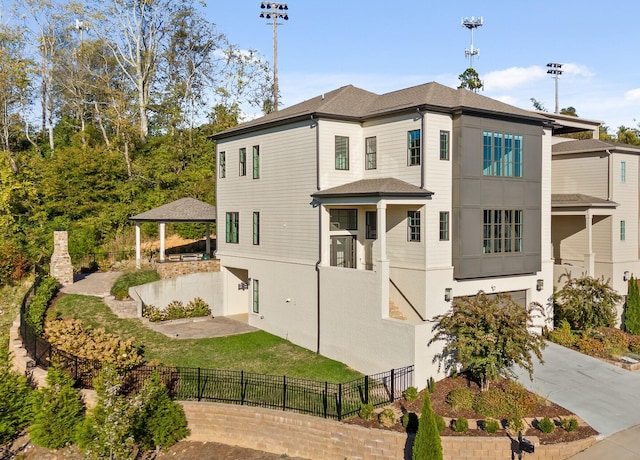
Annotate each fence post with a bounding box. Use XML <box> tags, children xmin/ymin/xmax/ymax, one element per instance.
<box><xmin>323</xmin><ymin>381</ymin><xmax>328</xmax><ymax>419</ymax></box>
<box><xmin>240</xmin><ymin>370</ymin><xmax>245</xmax><ymax>405</ymax></box>
<box><xmin>364</xmin><ymin>375</ymin><xmax>369</xmax><ymax>405</ymax></box>
<box><xmin>337</xmin><ymin>383</ymin><xmax>342</xmax><ymax>421</ymax></box>
<box><xmin>197</xmin><ymin>368</ymin><xmax>202</xmax><ymax>401</ymax></box>
<box><xmin>282</xmin><ymin>376</ymin><xmax>287</xmax><ymax>411</ymax></box>
<box><xmin>390</xmin><ymin>368</ymin><xmax>395</xmax><ymax>402</ymax></box>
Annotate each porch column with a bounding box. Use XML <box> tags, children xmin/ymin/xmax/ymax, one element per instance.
<box><xmin>377</xmin><ymin>201</ymin><xmax>390</xmax><ymax>318</ymax></box>
<box><xmin>376</xmin><ymin>201</ymin><xmax>388</xmax><ymax>261</ymax></box>
<box><xmin>584</xmin><ymin>210</ymin><xmax>595</xmax><ymax>276</ymax></box>
<box><xmin>319</xmin><ymin>205</ymin><xmax>331</xmax><ymax>266</ymax></box>
<box><xmin>205</xmin><ymin>222</ymin><xmax>211</xmax><ymax>255</ymax></box>
<box><xmin>159</xmin><ymin>222</ymin><xmax>166</xmax><ymax>262</ymax></box>
<box><xmin>135</xmin><ymin>223</ymin><xmax>141</xmax><ymax>269</ymax></box>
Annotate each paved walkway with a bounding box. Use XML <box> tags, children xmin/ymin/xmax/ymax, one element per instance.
<box><xmin>513</xmin><ymin>341</ymin><xmax>640</xmax><ymax>458</ymax></box>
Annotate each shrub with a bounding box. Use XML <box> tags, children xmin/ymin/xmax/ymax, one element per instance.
<box><xmin>503</xmin><ymin>380</ymin><xmax>537</xmax><ymax>418</ymax></box>
<box><xmin>482</xmin><ymin>418</ymin><xmax>500</xmax><ymax>434</ymax></box>
<box><xmin>404</xmin><ymin>386</ymin><xmax>419</xmax><ymax>401</ymax></box>
<box><xmin>25</xmin><ymin>276</ymin><xmax>59</xmax><ymax>336</ymax></box>
<box><xmin>446</xmin><ymin>387</ymin><xmax>474</xmax><ymax>411</ymax></box>
<box><xmin>629</xmin><ymin>334</ymin><xmax>640</xmax><ymax>353</ymax></box>
<box><xmin>547</xmin><ymin>319</ymin><xmax>577</xmax><ymax>348</ymax></box>
<box><xmin>451</xmin><ymin>417</ymin><xmax>469</xmax><ymax>433</ymax></box>
<box><xmin>143</xmin><ymin>298</ymin><xmax>211</xmax><ymax>322</ymax></box>
<box><xmin>358</xmin><ymin>403</ymin><xmax>374</xmax><ymax>420</ymax></box>
<box><xmin>143</xmin><ymin>304</ymin><xmax>164</xmax><ymax>322</ymax></box>
<box><xmin>505</xmin><ymin>417</ymin><xmax>525</xmax><ymax>435</ymax></box>
<box><xmin>378</xmin><ymin>408</ymin><xmax>396</xmax><ymax>427</ymax></box>
<box><xmin>598</xmin><ymin>327</ymin><xmax>630</xmax><ymax>358</ymax></box>
<box><xmin>624</xmin><ymin>276</ymin><xmax>640</xmax><ymax>334</ymax></box>
<box><xmin>185</xmin><ymin>297</ymin><xmax>211</xmax><ymax>317</ymax></box>
<box><xmin>561</xmin><ymin>416</ymin><xmax>579</xmax><ymax>432</ymax></box>
<box><xmin>428</xmin><ymin>377</ymin><xmax>436</xmax><ymax>393</ymax></box>
<box><xmin>165</xmin><ymin>300</ymin><xmax>185</xmax><ymax>320</ymax></box>
<box><xmin>0</xmin><ymin>343</ymin><xmax>33</xmax><ymax>444</ymax></box>
<box><xmin>402</xmin><ymin>412</ymin><xmax>419</xmax><ymax>433</ymax></box>
<box><xmin>29</xmin><ymin>368</ymin><xmax>85</xmax><ymax>449</ymax></box>
<box><xmin>575</xmin><ymin>335</ymin><xmax>606</xmax><ymax>357</ymax></box>
<box><xmin>111</xmin><ymin>270</ymin><xmax>160</xmax><ymax>300</ymax></box>
<box><xmin>435</xmin><ymin>415</ymin><xmax>446</xmax><ymax>433</ymax></box>
<box><xmin>472</xmin><ymin>389</ymin><xmax>508</xmax><ymax>418</ymax></box>
<box><xmin>412</xmin><ymin>394</ymin><xmax>443</xmax><ymax>460</ymax></box>
<box><xmin>537</xmin><ymin>416</ymin><xmax>555</xmax><ymax>434</ymax></box>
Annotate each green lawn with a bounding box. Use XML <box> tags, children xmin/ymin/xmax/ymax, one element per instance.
<box><xmin>51</xmin><ymin>294</ymin><xmax>362</xmax><ymax>383</ymax></box>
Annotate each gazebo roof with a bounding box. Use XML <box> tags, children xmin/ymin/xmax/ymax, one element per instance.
<box><xmin>130</xmin><ymin>198</ymin><xmax>217</xmax><ymax>223</ymax></box>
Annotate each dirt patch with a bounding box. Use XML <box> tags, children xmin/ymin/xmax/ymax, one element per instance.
<box><xmin>343</xmin><ymin>373</ymin><xmax>598</xmax><ymax>445</ymax></box>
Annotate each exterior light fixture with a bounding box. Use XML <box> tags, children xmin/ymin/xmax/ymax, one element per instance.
<box><xmin>536</xmin><ymin>279</ymin><xmax>544</xmax><ymax>291</ymax></box>
<box><xmin>444</xmin><ymin>288</ymin><xmax>452</xmax><ymax>302</ymax></box>
<box><xmin>624</xmin><ymin>271</ymin><xmax>630</xmax><ymax>282</ymax></box>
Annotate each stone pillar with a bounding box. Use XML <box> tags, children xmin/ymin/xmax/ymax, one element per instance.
<box><xmin>50</xmin><ymin>231</ymin><xmax>74</xmax><ymax>285</ymax></box>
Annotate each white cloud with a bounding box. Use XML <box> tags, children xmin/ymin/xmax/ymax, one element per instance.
<box><xmin>483</xmin><ymin>66</ymin><xmax>546</xmax><ymax>91</ymax></box>
<box><xmin>561</xmin><ymin>63</ymin><xmax>594</xmax><ymax>78</ymax></box>
<box><xmin>625</xmin><ymin>88</ymin><xmax>640</xmax><ymax>101</ymax></box>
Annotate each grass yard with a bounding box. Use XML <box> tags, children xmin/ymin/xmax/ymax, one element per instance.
<box><xmin>50</xmin><ymin>294</ymin><xmax>362</xmax><ymax>383</ymax></box>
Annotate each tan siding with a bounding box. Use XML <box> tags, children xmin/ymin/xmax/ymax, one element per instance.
<box><xmin>552</xmin><ymin>154</ymin><xmax>608</xmax><ymax>198</ymax></box>
<box><xmin>386</xmin><ymin>205</ymin><xmax>425</xmax><ymax>268</ymax></box>
<box><xmin>612</xmin><ymin>153</ymin><xmax>639</xmax><ymax>262</ymax></box>
<box><xmin>318</xmin><ymin>120</ymin><xmax>362</xmax><ymax>189</ymax></box>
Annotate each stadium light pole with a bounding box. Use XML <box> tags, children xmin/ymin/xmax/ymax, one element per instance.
<box><xmin>260</xmin><ymin>2</ymin><xmax>289</xmax><ymax>112</ymax></box>
<box><xmin>547</xmin><ymin>62</ymin><xmax>563</xmax><ymax>114</ymax></box>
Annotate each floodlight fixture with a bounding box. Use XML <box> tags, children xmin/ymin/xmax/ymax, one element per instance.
<box><xmin>547</xmin><ymin>62</ymin><xmax>564</xmax><ymax>114</ymax></box>
<box><xmin>259</xmin><ymin>2</ymin><xmax>289</xmax><ymax>112</ymax></box>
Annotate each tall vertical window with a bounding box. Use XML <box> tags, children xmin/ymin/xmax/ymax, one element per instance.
<box><xmin>482</xmin><ymin>131</ymin><xmax>523</xmax><ymax>177</ymax></box>
<box><xmin>621</xmin><ymin>220</ymin><xmax>626</xmax><ymax>241</ymax></box>
<box><xmin>252</xmin><ymin>279</ymin><xmax>260</xmax><ymax>314</ymax></box>
<box><xmin>335</xmin><ymin>136</ymin><xmax>349</xmax><ymax>170</ymax></box>
<box><xmin>253</xmin><ymin>212</ymin><xmax>260</xmax><ymax>245</ymax></box>
<box><xmin>219</xmin><ymin>151</ymin><xmax>226</xmax><ymax>178</ymax></box>
<box><xmin>408</xmin><ymin>130</ymin><xmax>421</xmax><ymax>166</ymax></box>
<box><xmin>439</xmin><ymin>212</ymin><xmax>449</xmax><ymax>240</ymax></box>
<box><xmin>407</xmin><ymin>211</ymin><xmax>421</xmax><ymax>242</ymax></box>
<box><xmin>440</xmin><ymin>131</ymin><xmax>450</xmax><ymax>160</ymax></box>
<box><xmin>365</xmin><ymin>211</ymin><xmax>377</xmax><ymax>239</ymax></box>
<box><xmin>365</xmin><ymin>137</ymin><xmax>377</xmax><ymax>170</ymax></box>
<box><xmin>239</xmin><ymin>148</ymin><xmax>247</xmax><ymax>176</ymax></box>
<box><xmin>253</xmin><ymin>145</ymin><xmax>260</xmax><ymax>179</ymax></box>
<box><xmin>621</xmin><ymin>161</ymin><xmax>626</xmax><ymax>183</ymax></box>
<box><xmin>483</xmin><ymin>209</ymin><xmax>523</xmax><ymax>253</ymax></box>
<box><xmin>225</xmin><ymin>212</ymin><xmax>239</xmax><ymax>243</ymax></box>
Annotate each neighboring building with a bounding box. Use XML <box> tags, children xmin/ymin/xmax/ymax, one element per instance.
<box><xmin>211</xmin><ymin>82</ymin><xmax>557</xmax><ymax>386</ymax></box>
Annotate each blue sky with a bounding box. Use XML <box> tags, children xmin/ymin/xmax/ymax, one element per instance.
<box><xmin>209</xmin><ymin>0</ymin><xmax>640</xmax><ymax>131</ymax></box>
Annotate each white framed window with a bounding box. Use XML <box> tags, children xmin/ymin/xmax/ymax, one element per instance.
<box><xmin>335</xmin><ymin>136</ymin><xmax>349</xmax><ymax>170</ymax></box>
<box><xmin>440</xmin><ymin>131</ymin><xmax>450</xmax><ymax>160</ymax></box>
<box><xmin>365</xmin><ymin>136</ymin><xmax>376</xmax><ymax>170</ymax></box>
<box><xmin>407</xmin><ymin>211</ymin><xmax>421</xmax><ymax>242</ymax></box>
<box><xmin>439</xmin><ymin>211</ymin><xmax>449</xmax><ymax>241</ymax></box>
<box><xmin>621</xmin><ymin>161</ymin><xmax>626</xmax><ymax>183</ymax></box>
<box><xmin>621</xmin><ymin>220</ymin><xmax>626</xmax><ymax>241</ymax></box>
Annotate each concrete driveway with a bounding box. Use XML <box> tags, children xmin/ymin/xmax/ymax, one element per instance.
<box><xmin>513</xmin><ymin>341</ymin><xmax>640</xmax><ymax>438</ymax></box>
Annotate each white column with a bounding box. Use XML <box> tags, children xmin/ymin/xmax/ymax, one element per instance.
<box><xmin>376</xmin><ymin>201</ymin><xmax>388</xmax><ymax>262</ymax></box>
<box><xmin>584</xmin><ymin>210</ymin><xmax>595</xmax><ymax>276</ymax></box>
<box><xmin>377</xmin><ymin>201</ymin><xmax>390</xmax><ymax>318</ymax></box>
<box><xmin>159</xmin><ymin>222</ymin><xmax>166</xmax><ymax>262</ymax></box>
<box><xmin>205</xmin><ymin>222</ymin><xmax>211</xmax><ymax>255</ymax></box>
<box><xmin>319</xmin><ymin>205</ymin><xmax>330</xmax><ymax>266</ymax></box>
<box><xmin>135</xmin><ymin>223</ymin><xmax>141</xmax><ymax>269</ymax></box>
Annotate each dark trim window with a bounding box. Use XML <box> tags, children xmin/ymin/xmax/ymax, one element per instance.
<box><xmin>407</xmin><ymin>211</ymin><xmax>421</xmax><ymax>242</ymax></box>
<box><xmin>239</xmin><ymin>148</ymin><xmax>247</xmax><ymax>176</ymax></box>
<box><xmin>365</xmin><ymin>211</ymin><xmax>377</xmax><ymax>239</ymax></box>
<box><xmin>226</xmin><ymin>212</ymin><xmax>239</xmax><ymax>243</ymax></box>
<box><xmin>482</xmin><ymin>131</ymin><xmax>523</xmax><ymax>177</ymax></box>
<box><xmin>483</xmin><ymin>209</ymin><xmax>523</xmax><ymax>254</ymax></box>
<box><xmin>439</xmin><ymin>211</ymin><xmax>449</xmax><ymax>241</ymax></box>
<box><xmin>365</xmin><ymin>136</ymin><xmax>377</xmax><ymax>170</ymax></box>
<box><xmin>621</xmin><ymin>220</ymin><xmax>626</xmax><ymax>241</ymax></box>
<box><xmin>253</xmin><ymin>211</ymin><xmax>260</xmax><ymax>245</ymax></box>
<box><xmin>440</xmin><ymin>131</ymin><xmax>450</xmax><ymax>160</ymax></box>
<box><xmin>252</xmin><ymin>279</ymin><xmax>260</xmax><ymax>314</ymax></box>
<box><xmin>330</xmin><ymin>209</ymin><xmax>357</xmax><ymax>230</ymax></box>
<box><xmin>335</xmin><ymin>136</ymin><xmax>349</xmax><ymax>170</ymax></box>
<box><xmin>219</xmin><ymin>151</ymin><xmax>226</xmax><ymax>178</ymax></box>
<box><xmin>408</xmin><ymin>130</ymin><xmax>421</xmax><ymax>166</ymax></box>
<box><xmin>253</xmin><ymin>145</ymin><xmax>260</xmax><ymax>179</ymax></box>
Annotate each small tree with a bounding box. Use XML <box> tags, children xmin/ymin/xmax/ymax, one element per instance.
<box><xmin>624</xmin><ymin>276</ymin><xmax>640</xmax><ymax>334</ymax></box>
<box><xmin>412</xmin><ymin>393</ymin><xmax>443</xmax><ymax>460</ymax></box>
<box><xmin>0</xmin><ymin>343</ymin><xmax>33</xmax><ymax>444</ymax></box>
<box><xmin>458</xmin><ymin>68</ymin><xmax>483</xmax><ymax>92</ymax></box>
<box><xmin>430</xmin><ymin>291</ymin><xmax>545</xmax><ymax>391</ymax></box>
<box><xmin>554</xmin><ymin>273</ymin><xmax>621</xmax><ymax>331</ymax></box>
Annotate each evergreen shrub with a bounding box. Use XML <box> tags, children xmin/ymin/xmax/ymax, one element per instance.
<box><xmin>403</xmin><ymin>386</ymin><xmax>418</xmax><ymax>401</ymax></box>
<box><xmin>378</xmin><ymin>408</ymin><xmax>396</xmax><ymax>427</ymax></box>
<box><xmin>561</xmin><ymin>416</ymin><xmax>579</xmax><ymax>432</ymax></box>
<box><xmin>536</xmin><ymin>416</ymin><xmax>555</xmax><ymax>434</ymax></box>
<box><xmin>446</xmin><ymin>387</ymin><xmax>474</xmax><ymax>410</ymax></box>
<box><xmin>358</xmin><ymin>403</ymin><xmax>374</xmax><ymax>420</ymax></box>
<box><xmin>0</xmin><ymin>344</ymin><xmax>33</xmax><ymax>444</ymax></box>
<box><xmin>452</xmin><ymin>417</ymin><xmax>469</xmax><ymax>433</ymax></box>
<box><xmin>482</xmin><ymin>418</ymin><xmax>500</xmax><ymax>434</ymax></box>
<box><xmin>412</xmin><ymin>394</ymin><xmax>443</xmax><ymax>460</ymax></box>
<box><xmin>624</xmin><ymin>276</ymin><xmax>640</xmax><ymax>334</ymax></box>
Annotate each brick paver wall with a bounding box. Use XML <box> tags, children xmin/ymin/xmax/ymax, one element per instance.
<box><xmin>155</xmin><ymin>259</ymin><xmax>219</xmax><ymax>279</ymax></box>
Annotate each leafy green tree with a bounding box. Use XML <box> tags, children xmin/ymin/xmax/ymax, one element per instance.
<box><xmin>624</xmin><ymin>276</ymin><xmax>640</xmax><ymax>334</ymax></box>
<box><xmin>530</xmin><ymin>98</ymin><xmax>547</xmax><ymax>112</ymax></box>
<box><xmin>457</xmin><ymin>68</ymin><xmax>483</xmax><ymax>92</ymax></box>
<box><xmin>430</xmin><ymin>291</ymin><xmax>545</xmax><ymax>391</ymax></box>
<box><xmin>29</xmin><ymin>368</ymin><xmax>85</xmax><ymax>449</ymax></box>
<box><xmin>616</xmin><ymin>125</ymin><xmax>640</xmax><ymax>145</ymax></box>
<box><xmin>554</xmin><ymin>273</ymin><xmax>621</xmax><ymax>331</ymax></box>
<box><xmin>0</xmin><ymin>340</ymin><xmax>33</xmax><ymax>443</ymax></box>
<box><xmin>560</xmin><ymin>106</ymin><xmax>578</xmax><ymax>116</ymax></box>
<box><xmin>412</xmin><ymin>393</ymin><xmax>442</xmax><ymax>460</ymax></box>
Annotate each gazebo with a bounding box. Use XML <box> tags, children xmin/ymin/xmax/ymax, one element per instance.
<box><xmin>130</xmin><ymin>198</ymin><xmax>217</xmax><ymax>268</ymax></box>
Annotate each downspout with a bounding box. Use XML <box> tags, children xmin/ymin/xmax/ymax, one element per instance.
<box><xmin>606</xmin><ymin>149</ymin><xmax>612</xmax><ymax>201</ymax></box>
<box><xmin>418</xmin><ymin>108</ymin><xmax>426</xmax><ymax>189</ymax></box>
<box><xmin>313</xmin><ymin>115</ymin><xmax>322</xmax><ymax>354</ymax></box>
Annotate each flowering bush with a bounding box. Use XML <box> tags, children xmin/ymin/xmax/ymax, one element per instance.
<box><xmin>143</xmin><ymin>298</ymin><xmax>211</xmax><ymax>322</ymax></box>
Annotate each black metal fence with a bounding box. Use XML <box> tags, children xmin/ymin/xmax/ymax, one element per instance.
<box><xmin>19</xmin><ymin>276</ymin><xmax>414</xmax><ymax>420</ymax></box>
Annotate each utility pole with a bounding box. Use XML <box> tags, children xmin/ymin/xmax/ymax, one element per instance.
<box><xmin>259</xmin><ymin>2</ymin><xmax>289</xmax><ymax>112</ymax></box>
<box><xmin>546</xmin><ymin>62</ymin><xmax>563</xmax><ymax>114</ymax></box>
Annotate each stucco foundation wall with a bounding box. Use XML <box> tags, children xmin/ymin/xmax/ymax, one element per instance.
<box><xmin>180</xmin><ymin>401</ymin><xmax>596</xmax><ymax>460</ymax></box>
<box><xmin>130</xmin><ymin>271</ymin><xmax>224</xmax><ymax>316</ymax></box>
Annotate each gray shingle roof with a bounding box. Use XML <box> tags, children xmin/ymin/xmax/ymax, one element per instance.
<box><xmin>211</xmin><ymin>82</ymin><xmax>548</xmax><ymax>139</ymax></box>
<box><xmin>311</xmin><ymin>178</ymin><xmax>433</xmax><ymax>199</ymax></box>
<box><xmin>553</xmin><ymin>139</ymin><xmax>640</xmax><ymax>154</ymax></box>
<box><xmin>130</xmin><ymin>198</ymin><xmax>216</xmax><ymax>222</ymax></box>
<box><xmin>551</xmin><ymin>194</ymin><xmax>618</xmax><ymax>208</ymax></box>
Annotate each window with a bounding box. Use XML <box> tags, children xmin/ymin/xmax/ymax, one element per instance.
<box><xmin>225</xmin><ymin>212</ymin><xmax>239</xmax><ymax>243</ymax></box>
<box><xmin>621</xmin><ymin>220</ymin><xmax>626</xmax><ymax>241</ymax></box>
<box><xmin>252</xmin><ymin>279</ymin><xmax>260</xmax><ymax>314</ymax></box>
<box><xmin>407</xmin><ymin>211</ymin><xmax>421</xmax><ymax>242</ymax></box>
<box><xmin>365</xmin><ymin>211</ymin><xmax>377</xmax><ymax>239</ymax></box>
<box><xmin>408</xmin><ymin>130</ymin><xmax>421</xmax><ymax>166</ymax></box>
<box><xmin>482</xmin><ymin>131</ymin><xmax>523</xmax><ymax>177</ymax></box>
<box><xmin>365</xmin><ymin>137</ymin><xmax>377</xmax><ymax>170</ymax></box>
<box><xmin>483</xmin><ymin>209</ymin><xmax>523</xmax><ymax>253</ymax></box>
<box><xmin>253</xmin><ymin>212</ymin><xmax>260</xmax><ymax>245</ymax></box>
<box><xmin>440</xmin><ymin>131</ymin><xmax>450</xmax><ymax>160</ymax></box>
<box><xmin>439</xmin><ymin>211</ymin><xmax>449</xmax><ymax>240</ymax></box>
<box><xmin>253</xmin><ymin>145</ymin><xmax>260</xmax><ymax>179</ymax></box>
<box><xmin>330</xmin><ymin>209</ymin><xmax>357</xmax><ymax>230</ymax></box>
<box><xmin>621</xmin><ymin>161</ymin><xmax>626</xmax><ymax>183</ymax></box>
<box><xmin>239</xmin><ymin>148</ymin><xmax>246</xmax><ymax>176</ymax></box>
<box><xmin>219</xmin><ymin>151</ymin><xmax>226</xmax><ymax>178</ymax></box>
<box><xmin>335</xmin><ymin>136</ymin><xmax>349</xmax><ymax>170</ymax></box>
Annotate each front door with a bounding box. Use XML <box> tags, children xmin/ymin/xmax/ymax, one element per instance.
<box><xmin>330</xmin><ymin>235</ymin><xmax>356</xmax><ymax>268</ymax></box>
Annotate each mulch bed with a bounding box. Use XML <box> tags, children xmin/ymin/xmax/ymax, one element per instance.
<box><xmin>343</xmin><ymin>373</ymin><xmax>598</xmax><ymax>445</ymax></box>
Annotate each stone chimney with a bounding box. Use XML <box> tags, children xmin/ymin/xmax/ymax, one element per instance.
<box><xmin>50</xmin><ymin>231</ymin><xmax>73</xmax><ymax>285</ymax></box>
